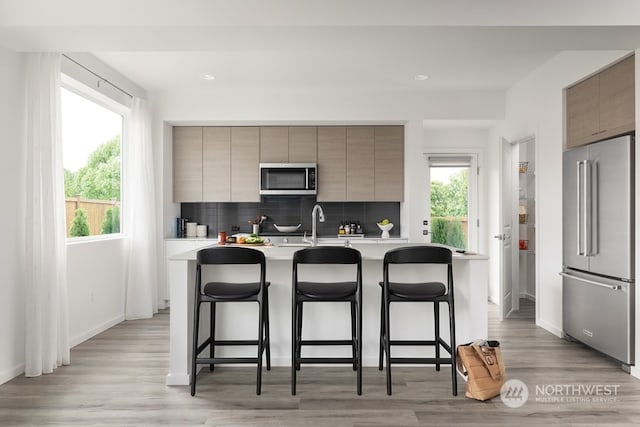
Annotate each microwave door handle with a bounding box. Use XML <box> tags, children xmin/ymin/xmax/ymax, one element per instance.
<box><xmin>305</xmin><ymin>168</ymin><xmax>309</xmax><ymax>190</ymax></box>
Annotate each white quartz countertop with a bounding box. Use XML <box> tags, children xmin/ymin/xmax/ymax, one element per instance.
<box><xmin>169</xmin><ymin>242</ymin><xmax>488</xmax><ymax>262</ymax></box>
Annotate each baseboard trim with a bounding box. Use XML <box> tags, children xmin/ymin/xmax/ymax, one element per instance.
<box><xmin>70</xmin><ymin>314</ymin><xmax>125</xmax><ymax>348</ymax></box>
<box><xmin>536</xmin><ymin>318</ymin><xmax>563</xmax><ymax>338</ymax></box>
<box><xmin>519</xmin><ymin>292</ymin><xmax>536</xmax><ymax>301</ymax></box>
<box><xmin>0</xmin><ymin>363</ymin><xmax>25</xmax><ymax>385</ymax></box>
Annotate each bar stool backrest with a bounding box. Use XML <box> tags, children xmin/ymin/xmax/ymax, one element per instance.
<box><xmin>197</xmin><ymin>246</ymin><xmax>266</xmax><ymax>266</ymax></box>
<box><xmin>384</xmin><ymin>245</ymin><xmax>452</xmax><ymax>266</ymax></box>
<box><xmin>293</xmin><ymin>246</ymin><xmax>361</xmax><ymax>265</ymax></box>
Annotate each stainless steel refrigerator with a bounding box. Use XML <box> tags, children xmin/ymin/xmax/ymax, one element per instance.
<box><xmin>561</xmin><ymin>134</ymin><xmax>635</xmax><ymax>366</ymax></box>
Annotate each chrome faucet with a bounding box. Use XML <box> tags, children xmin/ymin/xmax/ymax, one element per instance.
<box><xmin>306</xmin><ymin>203</ymin><xmax>325</xmax><ymax>246</ymax></box>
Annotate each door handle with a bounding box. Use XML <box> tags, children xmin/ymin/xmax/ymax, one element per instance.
<box><xmin>494</xmin><ymin>234</ymin><xmax>507</xmax><ymax>240</ymax></box>
<box><xmin>559</xmin><ymin>272</ymin><xmax>622</xmax><ymax>290</ymax></box>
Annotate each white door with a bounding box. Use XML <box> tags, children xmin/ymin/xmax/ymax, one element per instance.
<box><xmin>496</xmin><ymin>138</ymin><xmax>517</xmax><ymax>319</ymax></box>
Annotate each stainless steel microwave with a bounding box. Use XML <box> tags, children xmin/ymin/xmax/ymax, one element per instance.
<box><xmin>259</xmin><ymin>163</ymin><xmax>317</xmax><ymax>195</ymax></box>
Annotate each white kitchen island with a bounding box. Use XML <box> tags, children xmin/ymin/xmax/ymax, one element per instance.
<box><xmin>166</xmin><ymin>243</ymin><xmax>489</xmax><ymax>386</ymax></box>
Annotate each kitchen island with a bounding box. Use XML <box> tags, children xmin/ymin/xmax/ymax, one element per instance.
<box><xmin>166</xmin><ymin>243</ymin><xmax>489</xmax><ymax>386</ymax></box>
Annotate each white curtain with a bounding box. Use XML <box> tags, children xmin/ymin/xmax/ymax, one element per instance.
<box><xmin>24</xmin><ymin>53</ymin><xmax>71</xmax><ymax>376</ymax></box>
<box><xmin>124</xmin><ymin>97</ymin><xmax>159</xmax><ymax>319</ymax></box>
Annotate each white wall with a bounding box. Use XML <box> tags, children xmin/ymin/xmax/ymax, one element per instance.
<box><xmin>0</xmin><ymin>48</ymin><xmax>26</xmax><ymax>384</ymax></box>
<box><xmin>66</xmin><ymin>239</ymin><xmax>125</xmax><ymax>346</ymax></box>
<box><xmin>496</xmin><ymin>50</ymin><xmax>630</xmax><ymax>336</ymax></box>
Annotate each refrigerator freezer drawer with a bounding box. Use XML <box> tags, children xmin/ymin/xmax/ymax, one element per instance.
<box><xmin>562</xmin><ymin>271</ymin><xmax>634</xmax><ymax>365</ymax></box>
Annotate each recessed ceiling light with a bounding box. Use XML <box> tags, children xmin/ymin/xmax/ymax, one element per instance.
<box><xmin>414</xmin><ymin>74</ymin><xmax>430</xmax><ymax>81</ymax></box>
<box><xmin>203</xmin><ymin>74</ymin><xmax>216</xmax><ymax>81</ymax></box>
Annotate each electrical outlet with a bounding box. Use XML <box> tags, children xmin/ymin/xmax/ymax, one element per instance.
<box><xmin>423</xmin><ymin>220</ymin><xmax>429</xmax><ymax>226</ymax></box>
<box><xmin>231</xmin><ymin>226</ymin><xmax>240</xmax><ymax>232</ymax></box>
<box><xmin>423</xmin><ymin>230</ymin><xmax>430</xmax><ymax>235</ymax></box>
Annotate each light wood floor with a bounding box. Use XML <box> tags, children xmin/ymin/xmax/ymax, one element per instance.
<box><xmin>2</xmin><ymin>299</ymin><xmax>640</xmax><ymax>426</ymax></box>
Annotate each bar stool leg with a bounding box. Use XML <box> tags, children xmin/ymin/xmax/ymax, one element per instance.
<box><xmin>256</xmin><ymin>299</ymin><xmax>264</xmax><ymax>395</ymax></box>
<box><xmin>210</xmin><ymin>302</ymin><xmax>216</xmax><ymax>371</ymax></box>
<box><xmin>190</xmin><ymin>299</ymin><xmax>201</xmax><ymax>396</ymax></box>
<box><xmin>296</xmin><ymin>302</ymin><xmax>303</xmax><ymax>371</ymax></box>
<box><xmin>351</xmin><ymin>301</ymin><xmax>357</xmax><ymax>371</ymax></box>
<box><xmin>356</xmin><ymin>297</ymin><xmax>362</xmax><ymax>395</ymax></box>
<box><xmin>264</xmin><ymin>289</ymin><xmax>271</xmax><ymax>370</ymax></box>
<box><xmin>378</xmin><ymin>294</ymin><xmax>385</xmax><ymax>371</ymax></box>
<box><xmin>291</xmin><ymin>299</ymin><xmax>298</xmax><ymax>395</ymax></box>
<box><xmin>448</xmin><ymin>299</ymin><xmax>457</xmax><ymax>396</ymax></box>
<box><xmin>434</xmin><ymin>301</ymin><xmax>440</xmax><ymax>371</ymax></box>
<box><xmin>384</xmin><ymin>298</ymin><xmax>392</xmax><ymax>395</ymax></box>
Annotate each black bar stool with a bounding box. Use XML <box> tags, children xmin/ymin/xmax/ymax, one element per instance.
<box><xmin>378</xmin><ymin>245</ymin><xmax>457</xmax><ymax>396</ymax></box>
<box><xmin>291</xmin><ymin>246</ymin><xmax>362</xmax><ymax>395</ymax></box>
<box><xmin>190</xmin><ymin>246</ymin><xmax>270</xmax><ymax>396</ymax></box>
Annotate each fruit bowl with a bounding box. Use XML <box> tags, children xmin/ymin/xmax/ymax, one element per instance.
<box><xmin>274</xmin><ymin>224</ymin><xmax>302</xmax><ymax>233</ymax></box>
<box><xmin>377</xmin><ymin>222</ymin><xmax>394</xmax><ymax>238</ymax></box>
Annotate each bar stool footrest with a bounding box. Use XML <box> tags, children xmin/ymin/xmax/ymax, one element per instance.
<box><xmin>299</xmin><ymin>357</ymin><xmax>357</xmax><ymax>364</ymax></box>
<box><xmin>300</xmin><ymin>340</ymin><xmax>355</xmax><ymax>346</ymax></box>
<box><xmin>196</xmin><ymin>357</ymin><xmax>262</xmax><ymax>364</ymax></box>
<box><xmin>389</xmin><ymin>357</ymin><xmax>453</xmax><ymax>365</ymax></box>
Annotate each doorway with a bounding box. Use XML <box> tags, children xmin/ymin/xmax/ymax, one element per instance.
<box><xmin>498</xmin><ymin>136</ymin><xmax>536</xmax><ymax>321</ymax></box>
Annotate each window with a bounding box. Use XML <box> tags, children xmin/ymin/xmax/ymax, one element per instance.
<box><xmin>61</xmin><ymin>85</ymin><xmax>124</xmax><ymax>238</ymax></box>
<box><xmin>426</xmin><ymin>155</ymin><xmax>478</xmax><ymax>250</ymax></box>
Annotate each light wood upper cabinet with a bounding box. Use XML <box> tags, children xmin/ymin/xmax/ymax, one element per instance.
<box><xmin>203</xmin><ymin>127</ymin><xmax>231</xmax><ymax>202</ymax></box>
<box><xmin>289</xmin><ymin>127</ymin><xmax>317</xmax><ymax>163</ymax></box>
<box><xmin>231</xmin><ymin>127</ymin><xmax>260</xmax><ymax>202</ymax></box>
<box><xmin>566</xmin><ymin>55</ymin><xmax>635</xmax><ymax>149</ymax></box>
<box><xmin>374</xmin><ymin>126</ymin><xmax>404</xmax><ymax>201</ymax></box>
<box><xmin>346</xmin><ymin>127</ymin><xmax>375</xmax><ymax>201</ymax></box>
<box><xmin>317</xmin><ymin>127</ymin><xmax>347</xmax><ymax>201</ymax></box>
<box><xmin>173</xmin><ymin>127</ymin><xmax>203</xmax><ymax>202</ymax></box>
<box><xmin>174</xmin><ymin>125</ymin><xmax>403</xmax><ymax>203</ymax></box>
<box><xmin>566</xmin><ymin>75</ymin><xmax>599</xmax><ymax>149</ymax></box>
<box><xmin>259</xmin><ymin>127</ymin><xmax>289</xmax><ymax>163</ymax></box>
<box><xmin>598</xmin><ymin>55</ymin><xmax>635</xmax><ymax>139</ymax></box>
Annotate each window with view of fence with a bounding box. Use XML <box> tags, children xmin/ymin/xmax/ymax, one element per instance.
<box><xmin>65</xmin><ymin>197</ymin><xmax>120</xmax><ymax>237</ymax></box>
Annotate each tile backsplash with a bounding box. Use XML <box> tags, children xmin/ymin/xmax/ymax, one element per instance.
<box><xmin>180</xmin><ymin>197</ymin><xmax>400</xmax><ymax>238</ymax></box>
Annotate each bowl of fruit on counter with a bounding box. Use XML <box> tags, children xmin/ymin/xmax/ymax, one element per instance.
<box><xmin>376</xmin><ymin>219</ymin><xmax>394</xmax><ymax>239</ymax></box>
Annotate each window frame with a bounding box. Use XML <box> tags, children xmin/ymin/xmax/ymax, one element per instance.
<box><xmin>61</xmin><ymin>73</ymin><xmax>129</xmax><ymax>242</ymax></box>
<box><xmin>423</xmin><ymin>151</ymin><xmax>480</xmax><ymax>251</ymax></box>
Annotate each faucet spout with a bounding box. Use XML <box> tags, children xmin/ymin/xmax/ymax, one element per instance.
<box><xmin>310</xmin><ymin>204</ymin><xmax>325</xmax><ymax>246</ymax></box>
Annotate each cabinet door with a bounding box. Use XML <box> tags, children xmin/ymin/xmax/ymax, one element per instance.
<box><xmin>260</xmin><ymin>127</ymin><xmax>289</xmax><ymax>163</ymax></box>
<box><xmin>599</xmin><ymin>55</ymin><xmax>635</xmax><ymax>140</ymax></box>
<box><xmin>317</xmin><ymin>127</ymin><xmax>346</xmax><ymax>201</ymax></box>
<box><xmin>346</xmin><ymin>127</ymin><xmax>375</xmax><ymax>201</ymax></box>
<box><xmin>565</xmin><ymin>75</ymin><xmax>600</xmax><ymax>149</ymax></box>
<box><xmin>374</xmin><ymin>126</ymin><xmax>404</xmax><ymax>201</ymax></box>
<box><xmin>231</xmin><ymin>127</ymin><xmax>260</xmax><ymax>202</ymax></box>
<box><xmin>203</xmin><ymin>127</ymin><xmax>231</xmax><ymax>202</ymax></box>
<box><xmin>173</xmin><ymin>126</ymin><xmax>203</xmax><ymax>202</ymax></box>
<box><xmin>289</xmin><ymin>127</ymin><xmax>317</xmax><ymax>163</ymax></box>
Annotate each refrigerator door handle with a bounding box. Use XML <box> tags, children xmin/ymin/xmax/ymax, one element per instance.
<box><xmin>576</xmin><ymin>160</ymin><xmax>586</xmax><ymax>256</ymax></box>
<box><xmin>585</xmin><ymin>160</ymin><xmax>592</xmax><ymax>256</ymax></box>
<box><xmin>559</xmin><ymin>272</ymin><xmax>622</xmax><ymax>290</ymax></box>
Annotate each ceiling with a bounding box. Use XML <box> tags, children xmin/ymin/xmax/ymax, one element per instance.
<box><xmin>2</xmin><ymin>1</ymin><xmax>640</xmax><ymax>94</ymax></box>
